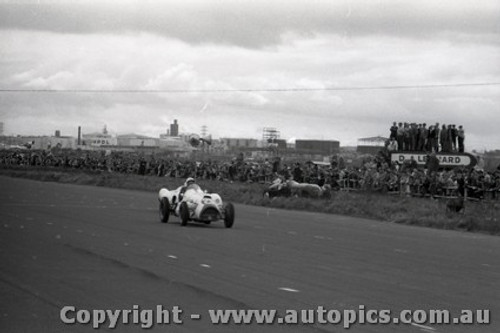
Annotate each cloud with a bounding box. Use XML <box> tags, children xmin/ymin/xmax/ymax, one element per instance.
<box><xmin>0</xmin><ymin>1</ymin><xmax>499</xmax><ymax>150</ymax></box>
<box><xmin>0</xmin><ymin>0</ymin><xmax>499</xmax><ymax>48</ymax></box>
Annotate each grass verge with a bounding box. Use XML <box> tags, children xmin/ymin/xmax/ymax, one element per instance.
<box><xmin>1</xmin><ymin>166</ymin><xmax>499</xmax><ymax>235</ymax></box>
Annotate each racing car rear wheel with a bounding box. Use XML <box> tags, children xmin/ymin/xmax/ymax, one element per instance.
<box><xmin>180</xmin><ymin>202</ymin><xmax>189</xmax><ymax>226</ymax></box>
<box><xmin>159</xmin><ymin>198</ymin><xmax>170</xmax><ymax>223</ymax></box>
<box><xmin>224</xmin><ymin>202</ymin><xmax>235</xmax><ymax>228</ymax></box>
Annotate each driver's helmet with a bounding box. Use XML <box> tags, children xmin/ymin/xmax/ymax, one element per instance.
<box><xmin>184</xmin><ymin>177</ymin><xmax>196</xmax><ymax>186</ymax></box>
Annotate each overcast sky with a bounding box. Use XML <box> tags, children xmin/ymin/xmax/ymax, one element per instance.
<box><xmin>1</xmin><ymin>0</ymin><xmax>499</xmax><ymax>150</ymax></box>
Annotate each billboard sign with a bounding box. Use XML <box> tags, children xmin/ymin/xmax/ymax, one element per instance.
<box><xmin>390</xmin><ymin>152</ymin><xmax>477</xmax><ymax>168</ymax></box>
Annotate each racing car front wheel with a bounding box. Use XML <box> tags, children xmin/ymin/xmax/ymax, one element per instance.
<box><xmin>224</xmin><ymin>203</ymin><xmax>235</xmax><ymax>228</ymax></box>
<box><xmin>159</xmin><ymin>198</ymin><xmax>170</xmax><ymax>223</ymax></box>
<box><xmin>180</xmin><ymin>202</ymin><xmax>189</xmax><ymax>226</ymax></box>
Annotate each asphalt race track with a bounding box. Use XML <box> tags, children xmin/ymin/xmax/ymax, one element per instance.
<box><xmin>1</xmin><ymin>176</ymin><xmax>499</xmax><ymax>332</ymax></box>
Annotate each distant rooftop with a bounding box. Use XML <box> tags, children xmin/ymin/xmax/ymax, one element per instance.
<box><xmin>358</xmin><ymin>136</ymin><xmax>388</xmax><ymax>143</ymax></box>
<box><xmin>117</xmin><ymin>133</ymin><xmax>155</xmax><ymax>139</ymax></box>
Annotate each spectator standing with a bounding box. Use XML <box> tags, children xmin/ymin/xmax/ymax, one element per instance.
<box><xmin>440</xmin><ymin>124</ymin><xmax>450</xmax><ymax>152</ymax></box>
<box><xmin>330</xmin><ymin>155</ymin><xmax>338</xmax><ymax>169</ymax></box>
<box><xmin>428</xmin><ymin>125</ymin><xmax>436</xmax><ymax>152</ymax></box>
<box><xmin>451</xmin><ymin>124</ymin><xmax>458</xmax><ymax>151</ymax></box>
<box><xmin>390</xmin><ymin>122</ymin><xmax>398</xmax><ymax>140</ymax></box>
<box><xmin>293</xmin><ymin>163</ymin><xmax>304</xmax><ymax>182</ymax></box>
<box><xmin>457</xmin><ymin>126</ymin><xmax>465</xmax><ymax>153</ymax></box>
<box><xmin>418</xmin><ymin>123</ymin><xmax>428</xmax><ymax>151</ymax></box>
<box><xmin>428</xmin><ymin>125</ymin><xmax>434</xmax><ymax>152</ymax></box>
<box><xmin>272</xmin><ymin>157</ymin><xmax>280</xmax><ymax>173</ymax></box>
<box><xmin>426</xmin><ymin>152</ymin><xmax>440</xmax><ymax>174</ymax></box>
<box><xmin>415</xmin><ymin>124</ymin><xmax>421</xmax><ymax>150</ymax></box>
<box><xmin>396</xmin><ymin>122</ymin><xmax>404</xmax><ymax>151</ymax></box>
<box><xmin>456</xmin><ymin>171</ymin><xmax>465</xmax><ymax>197</ymax></box>
<box><xmin>387</xmin><ymin>137</ymin><xmax>398</xmax><ymax>151</ymax></box>
<box><xmin>403</xmin><ymin>123</ymin><xmax>411</xmax><ymax>151</ymax></box>
<box><xmin>410</xmin><ymin>123</ymin><xmax>418</xmax><ymax>151</ymax></box>
<box><xmin>409</xmin><ymin>156</ymin><xmax>418</xmax><ymax>170</ymax></box>
<box><xmin>338</xmin><ymin>156</ymin><xmax>346</xmax><ymax>169</ymax></box>
<box><xmin>434</xmin><ymin>122</ymin><xmax>440</xmax><ymax>152</ymax></box>
<box><xmin>447</xmin><ymin>124</ymin><xmax>454</xmax><ymax>152</ymax></box>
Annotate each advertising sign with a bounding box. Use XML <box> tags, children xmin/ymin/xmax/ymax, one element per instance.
<box><xmin>390</xmin><ymin>152</ymin><xmax>477</xmax><ymax>168</ymax></box>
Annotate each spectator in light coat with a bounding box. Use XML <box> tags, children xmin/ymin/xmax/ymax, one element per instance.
<box><xmin>387</xmin><ymin>137</ymin><xmax>398</xmax><ymax>152</ymax></box>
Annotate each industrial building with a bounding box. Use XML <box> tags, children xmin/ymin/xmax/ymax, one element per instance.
<box><xmin>81</xmin><ymin>132</ymin><xmax>117</xmax><ymax>147</ymax></box>
<box><xmin>116</xmin><ymin>134</ymin><xmax>159</xmax><ymax>147</ymax></box>
<box><xmin>169</xmin><ymin>119</ymin><xmax>179</xmax><ymax>137</ymax></box>
<box><xmin>356</xmin><ymin>136</ymin><xmax>387</xmax><ymax>154</ymax></box>
<box><xmin>294</xmin><ymin>139</ymin><xmax>340</xmax><ymax>155</ymax></box>
<box><xmin>221</xmin><ymin>138</ymin><xmax>259</xmax><ymax>149</ymax></box>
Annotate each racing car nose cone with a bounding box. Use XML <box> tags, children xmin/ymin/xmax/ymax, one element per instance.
<box><xmin>200</xmin><ymin>206</ymin><xmax>220</xmax><ymax>221</ymax></box>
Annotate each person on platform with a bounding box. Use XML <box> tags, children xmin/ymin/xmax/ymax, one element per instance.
<box><xmin>418</xmin><ymin>123</ymin><xmax>428</xmax><ymax>151</ymax></box>
<box><xmin>451</xmin><ymin>124</ymin><xmax>458</xmax><ymax>152</ymax></box>
<box><xmin>409</xmin><ymin>123</ymin><xmax>418</xmax><ymax>151</ymax></box>
<box><xmin>446</xmin><ymin>124</ymin><xmax>453</xmax><ymax>152</ymax></box>
<box><xmin>434</xmin><ymin>122</ymin><xmax>440</xmax><ymax>152</ymax></box>
<box><xmin>457</xmin><ymin>125</ymin><xmax>465</xmax><ymax>153</ymax></box>
<box><xmin>403</xmin><ymin>122</ymin><xmax>411</xmax><ymax>151</ymax></box>
<box><xmin>397</xmin><ymin>122</ymin><xmax>404</xmax><ymax>152</ymax></box>
<box><xmin>428</xmin><ymin>125</ymin><xmax>436</xmax><ymax>152</ymax></box>
<box><xmin>440</xmin><ymin>124</ymin><xmax>450</xmax><ymax>152</ymax></box>
<box><xmin>390</xmin><ymin>122</ymin><xmax>398</xmax><ymax>140</ymax></box>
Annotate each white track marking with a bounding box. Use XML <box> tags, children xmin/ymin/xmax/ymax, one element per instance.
<box><xmin>279</xmin><ymin>287</ymin><xmax>300</xmax><ymax>293</ymax></box>
<box><xmin>200</xmin><ymin>264</ymin><xmax>211</xmax><ymax>268</ymax></box>
<box><xmin>167</xmin><ymin>255</ymin><xmax>178</xmax><ymax>259</ymax></box>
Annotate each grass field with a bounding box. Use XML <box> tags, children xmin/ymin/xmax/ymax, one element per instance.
<box><xmin>1</xmin><ymin>166</ymin><xmax>499</xmax><ymax>235</ymax></box>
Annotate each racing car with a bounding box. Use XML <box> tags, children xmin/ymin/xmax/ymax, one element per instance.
<box><xmin>158</xmin><ymin>178</ymin><xmax>235</xmax><ymax>228</ymax></box>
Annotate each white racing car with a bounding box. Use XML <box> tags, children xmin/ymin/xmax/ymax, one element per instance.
<box><xmin>158</xmin><ymin>178</ymin><xmax>235</xmax><ymax>228</ymax></box>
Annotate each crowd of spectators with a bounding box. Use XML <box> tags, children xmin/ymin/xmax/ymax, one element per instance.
<box><xmin>388</xmin><ymin>121</ymin><xmax>465</xmax><ymax>153</ymax></box>
<box><xmin>1</xmin><ymin>148</ymin><xmax>499</xmax><ymax>200</ymax></box>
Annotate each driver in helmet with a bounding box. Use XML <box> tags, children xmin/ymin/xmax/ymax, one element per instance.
<box><xmin>179</xmin><ymin>177</ymin><xmax>196</xmax><ymax>201</ymax></box>
<box><xmin>184</xmin><ymin>177</ymin><xmax>196</xmax><ymax>187</ymax></box>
